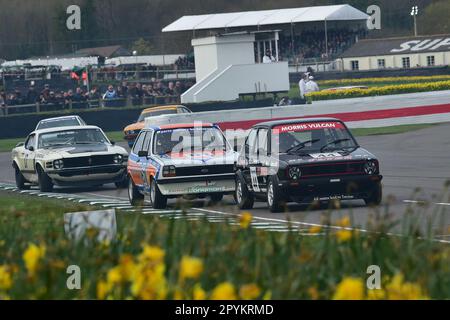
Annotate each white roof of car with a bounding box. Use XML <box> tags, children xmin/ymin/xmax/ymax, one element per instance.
<box><xmin>38</xmin><ymin>115</ymin><xmax>81</xmax><ymax>122</ymax></box>
<box><xmin>32</xmin><ymin>125</ymin><xmax>101</xmax><ymax>135</ymax></box>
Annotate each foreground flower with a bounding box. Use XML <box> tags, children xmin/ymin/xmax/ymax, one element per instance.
<box><xmin>193</xmin><ymin>284</ymin><xmax>206</xmax><ymax>300</ymax></box>
<box><xmin>22</xmin><ymin>243</ymin><xmax>46</xmax><ymax>278</ymax></box>
<box><xmin>211</xmin><ymin>282</ymin><xmax>237</xmax><ymax>300</ymax></box>
<box><xmin>332</xmin><ymin>277</ymin><xmax>364</xmax><ymax>300</ymax></box>
<box><xmin>239</xmin><ymin>212</ymin><xmax>253</xmax><ymax>229</ymax></box>
<box><xmin>385</xmin><ymin>274</ymin><xmax>429</xmax><ymax>300</ymax></box>
<box><xmin>308</xmin><ymin>225</ymin><xmax>322</xmax><ymax>234</ymax></box>
<box><xmin>138</xmin><ymin>245</ymin><xmax>165</xmax><ymax>264</ymax></box>
<box><xmin>239</xmin><ymin>284</ymin><xmax>261</xmax><ymax>300</ymax></box>
<box><xmin>0</xmin><ymin>265</ymin><xmax>13</xmax><ymax>291</ymax></box>
<box><xmin>179</xmin><ymin>256</ymin><xmax>203</xmax><ymax>281</ymax></box>
<box><xmin>336</xmin><ymin>229</ymin><xmax>353</xmax><ymax>242</ymax></box>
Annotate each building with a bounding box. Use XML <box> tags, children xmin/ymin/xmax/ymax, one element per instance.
<box><xmin>162</xmin><ymin>4</ymin><xmax>368</xmax><ymax>103</ymax></box>
<box><xmin>340</xmin><ymin>34</ymin><xmax>450</xmax><ymax>71</ymax></box>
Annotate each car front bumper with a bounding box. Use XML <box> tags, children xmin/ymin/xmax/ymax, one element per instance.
<box><xmin>47</xmin><ymin>164</ymin><xmax>127</xmax><ymax>186</ymax></box>
<box><xmin>278</xmin><ymin>174</ymin><xmax>382</xmax><ymax>203</ymax></box>
<box><xmin>156</xmin><ymin>173</ymin><xmax>235</xmax><ymax>196</ymax></box>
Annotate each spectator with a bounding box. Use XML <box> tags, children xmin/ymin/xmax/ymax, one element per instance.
<box><xmin>103</xmin><ymin>85</ymin><xmax>118</xmax><ymax>100</ymax></box>
<box><xmin>89</xmin><ymin>86</ymin><xmax>101</xmax><ymax>100</ymax></box>
<box><xmin>305</xmin><ymin>76</ymin><xmax>319</xmax><ymax>94</ymax></box>
<box><xmin>298</xmin><ymin>73</ymin><xmax>307</xmax><ymax>102</ymax></box>
<box><xmin>164</xmin><ymin>82</ymin><xmax>175</xmax><ymax>96</ymax></box>
<box><xmin>174</xmin><ymin>81</ymin><xmax>184</xmax><ymax>96</ymax></box>
<box><xmin>263</xmin><ymin>50</ymin><xmax>276</xmax><ymax>63</ymax></box>
<box><xmin>278</xmin><ymin>96</ymin><xmax>292</xmax><ymax>106</ymax></box>
<box><xmin>41</xmin><ymin>84</ymin><xmax>50</xmax><ymax>102</ymax></box>
<box><xmin>26</xmin><ymin>86</ymin><xmax>39</xmax><ymax>104</ymax></box>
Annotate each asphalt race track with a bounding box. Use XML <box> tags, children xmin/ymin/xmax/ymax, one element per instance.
<box><xmin>1</xmin><ymin>123</ymin><xmax>449</xmax><ymax>241</ymax></box>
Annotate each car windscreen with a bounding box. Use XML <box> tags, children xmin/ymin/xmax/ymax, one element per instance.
<box><xmin>37</xmin><ymin>118</ymin><xmax>80</xmax><ymax>130</ymax></box>
<box><xmin>153</xmin><ymin>127</ymin><xmax>227</xmax><ymax>155</ymax></box>
<box><xmin>138</xmin><ymin>109</ymin><xmax>178</xmax><ymax>122</ymax></box>
<box><xmin>38</xmin><ymin>129</ymin><xmax>109</xmax><ymax>148</ymax></box>
<box><xmin>272</xmin><ymin>121</ymin><xmax>357</xmax><ymax>154</ymax></box>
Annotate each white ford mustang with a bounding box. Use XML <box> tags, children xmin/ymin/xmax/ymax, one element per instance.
<box><xmin>11</xmin><ymin>125</ymin><xmax>129</xmax><ymax>192</ymax></box>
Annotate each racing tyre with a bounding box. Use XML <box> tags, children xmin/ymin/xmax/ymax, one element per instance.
<box><xmin>267</xmin><ymin>176</ymin><xmax>285</xmax><ymax>213</ymax></box>
<box><xmin>209</xmin><ymin>193</ymin><xmax>224</xmax><ymax>203</ymax></box>
<box><xmin>128</xmin><ymin>177</ymin><xmax>144</xmax><ymax>206</ymax></box>
<box><xmin>235</xmin><ymin>174</ymin><xmax>254</xmax><ymax>209</ymax></box>
<box><xmin>364</xmin><ymin>182</ymin><xmax>382</xmax><ymax>206</ymax></box>
<box><xmin>115</xmin><ymin>175</ymin><xmax>128</xmax><ymax>189</ymax></box>
<box><xmin>37</xmin><ymin>166</ymin><xmax>53</xmax><ymax>192</ymax></box>
<box><xmin>14</xmin><ymin>164</ymin><xmax>29</xmax><ymax>190</ymax></box>
<box><xmin>149</xmin><ymin>179</ymin><xmax>167</xmax><ymax>209</ymax></box>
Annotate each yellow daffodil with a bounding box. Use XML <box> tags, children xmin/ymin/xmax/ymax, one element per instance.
<box><xmin>308</xmin><ymin>225</ymin><xmax>322</xmax><ymax>234</ymax></box>
<box><xmin>211</xmin><ymin>282</ymin><xmax>237</xmax><ymax>300</ymax></box>
<box><xmin>385</xmin><ymin>273</ymin><xmax>429</xmax><ymax>300</ymax></box>
<box><xmin>0</xmin><ymin>265</ymin><xmax>13</xmax><ymax>291</ymax></box>
<box><xmin>307</xmin><ymin>286</ymin><xmax>319</xmax><ymax>300</ymax></box>
<box><xmin>239</xmin><ymin>283</ymin><xmax>261</xmax><ymax>300</ymax></box>
<box><xmin>332</xmin><ymin>277</ymin><xmax>364</xmax><ymax>300</ymax></box>
<box><xmin>138</xmin><ymin>245</ymin><xmax>165</xmax><ymax>264</ymax></box>
<box><xmin>97</xmin><ymin>280</ymin><xmax>110</xmax><ymax>300</ymax></box>
<box><xmin>336</xmin><ymin>229</ymin><xmax>353</xmax><ymax>243</ymax></box>
<box><xmin>336</xmin><ymin>216</ymin><xmax>351</xmax><ymax>227</ymax></box>
<box><xmin>239</xmin><ymin>212</ymin><xmax>253</xmax><ymax>229</ymax></box>
<box><xmin>22</xmin><ymin>243</ymin><xmax>46</xmax><ymax>278</ymax></box>
<box><xmin>193</xmin><ymin>284</ymin><xmax>206</xmax><ymax>300</ymax></box>
<box><xmin>179</xmin><ymin>256</ymin><xmax>203</xmax><ymax>281</ymax></box>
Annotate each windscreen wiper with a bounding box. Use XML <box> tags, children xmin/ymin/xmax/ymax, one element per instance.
<box><xmin>285</xmin><ymin>139</ymin><xmax>320</xmax><ymax>153</ymax></box>
<box><xmin>320</xmin><ymin>138</ymin><xmax>352</xmax><ymax>152</ymax></box>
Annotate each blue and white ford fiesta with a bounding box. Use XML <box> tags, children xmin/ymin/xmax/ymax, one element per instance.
<box><xmin>127</xmin><ymin>122</ymin><xmax>238</xmax><ymax>208</ymax></box>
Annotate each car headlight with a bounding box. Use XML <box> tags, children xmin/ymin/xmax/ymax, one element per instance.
<box><xmin>288</xmin><ymin>166</ymin><xmax>301</xmax><ymax>180</ymax></box>
<box><xmin>364</xmin><ymin>160</ymin><xmax>378</xmax><ymax>175</ymax></box>
<box><xmin>53</xmin><ymin>159</ymin><xmax>64</xmax><ymax>170</ymax></box>
<box><xmin>162</xmin><ymin>165</ymin><xmax>176</xmax><ymax>177</ymax></box>
<box><xmin>113</xmin><ymin>154</ymin><xmax>123</xmax><ymax>164</ymax></box>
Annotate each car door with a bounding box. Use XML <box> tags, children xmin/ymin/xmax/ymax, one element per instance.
<box><xmin>242</xmin><ymin>128</ymin><xmax>258</xmax><ymax>192</ymax></box>
<box><xmin>248</xmin><ymin>128</ymin><xmax>269</xmax><ymax>194</ymax></box>
<box><xmin>22</xmin><ymin>134</ymin><xmax>37</xmax><ymax>181</ymax></box>
<box><xmin>140</xmin><ymin>130</ymin><xmax>154</xmax><ymax>192</ymax></box>
<box><xmin>129</xmin><ymin>131</ymin><xmax>147</xmax><ymax>187</ymax></box>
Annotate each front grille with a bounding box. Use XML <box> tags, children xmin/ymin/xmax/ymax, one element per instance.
<box><xmin>300</xmin><ymin>161</ymin><xmax>365</xmax><ymax>177</ymax></box>
<box><xmin>63</xmin><ymin>155</ymin><xmax>115</xmax><ymax>168</ymax></box>
<box><xmin>176</xmin><ymin>164</ymin><xmax>234</xmax><ymax>177</ymax></box>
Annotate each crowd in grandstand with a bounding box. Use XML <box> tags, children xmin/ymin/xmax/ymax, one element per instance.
<box><xmin>0</xmin><ymin>79</ymin><xmax>194</xmax><ymax>110</ymax></box>
<box><xmin>279</xmin><ymin>28</ymin><xmax>367</xmax><ymax>62</ymax></box>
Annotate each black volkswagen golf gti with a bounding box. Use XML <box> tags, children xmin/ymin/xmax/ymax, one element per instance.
<box><xmin>235</xmin><ymin>118</ymin><xmax>382</xmax><ymax>212</ymax></box>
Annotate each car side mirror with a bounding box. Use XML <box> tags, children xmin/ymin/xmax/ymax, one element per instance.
<box><xmin>16</xmin><ymin>142</ymin><xmax>24</xmax><ymax>148</ymax></box>
<box><xmin>110</xmin><ymin>140</ymin><xmax>116</xmax><ymax>145</ymax></box>
<box><xmin>28</xmin><ymin>146</ymin><xmax>34</xmax><ymax>152</ymax></box>
<box><xmin>138</xmin><ymin>150</ymin><xmax>148</xmax><ymax>157</ymax></box>
<box><xmin>233</xmin><ymin>145</ymin><xmax>239</xmax><ymax>152</ymax></box>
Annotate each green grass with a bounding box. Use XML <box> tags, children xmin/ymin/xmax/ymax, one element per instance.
<box><xmin>0</xmin><ymin>190</ymin><xmax>449</xmax><ymax>300</ymax></box>
<box><xmin>350</xmin><ymin>124</ymin><xmax>435</xmax><ymax>137</ymax></box>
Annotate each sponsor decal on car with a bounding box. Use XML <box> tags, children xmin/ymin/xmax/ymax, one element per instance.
<box><xmin>274</xmin><ymin>121</ymin><xmax>345</xmax><ymax>133</ymax></box>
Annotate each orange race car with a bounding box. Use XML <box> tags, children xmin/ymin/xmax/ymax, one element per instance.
<box><xmin>123</xmin><ymin>105</ymin><xmax>192</xmax><ymax>147</ymax></box>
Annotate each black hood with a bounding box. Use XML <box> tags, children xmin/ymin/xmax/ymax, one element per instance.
<box><xmin>278</xmin><ymin>147</ymin><xmax>377</xmax><ymax>166</ymax></box>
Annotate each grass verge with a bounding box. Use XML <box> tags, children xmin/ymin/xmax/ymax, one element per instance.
<box><xmin>0</xmin><ymin>190</ymin><xmax>448</xmax><ymax>300</ymax></box>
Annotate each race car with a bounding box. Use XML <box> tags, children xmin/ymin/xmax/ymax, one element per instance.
<box><xmin>123</xmin><ymin>105</ymin><xmax>192</xmax><ymax>147</ymax></box>
<box><xmin>35</xmin><ymin>115</ymin><xmax>87</xmax><ymax>130</ymax></box>
<box><xmin>12</xmin><ymin>125</ymin><xmax>128</xmax><ymax>192</ymax></box>
<box><xmin>127</xmin><ymin>122</ymin><xmax>237</xmax><ymax>208</ymax></box>
<box><xmin>235</xmin><ymin>118</ymin><xmax>383</xmax><ymax>212</ymax></box>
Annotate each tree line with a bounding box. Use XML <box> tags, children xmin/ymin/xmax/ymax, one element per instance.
<box><xmin>0</xmin><ymin>0</ymin><xmax>446</xmax><ymax>60</ymax></box>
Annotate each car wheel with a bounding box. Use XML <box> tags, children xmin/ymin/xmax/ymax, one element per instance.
<box><xmin>115</xmin><ymin>175</ymin><xmax>128</xmax><ymax>189</ymax></box>
<box><xmin>37</xmin><ymin>166</ymin><xmax>53</xmax><ymax>192</ymax></box>
<box><xmin>235</xmin><ymin>173</ymin><xmax>254</xmax><ymax>209</ymax></box>
<box><xmin>14</xmin><ymin>164</ymin><xmax>29</xmax><ymax>190</ymax></box>
<box><xmin>128</xmin><ymin>177</ymin><xmax>144</xmax><ymax>206</ymax></box>
<box><xmin>364</xmin><ymin>182</ymin><xmax>382</xmax><ymax>206</ymax></box>
<box><xmin>267</xmin><ymin>176</ymin><xmax>285</xmax><ymax>213</ymax></box>
<box><xmin>149</xmin><ymin>179</ymin><xmax>167</xmax><ymax>209</ymax></box>
<box><xmin>209</xmin><ymin>193</ymin><xmax>224</xmax><ymax>203</ymax></box>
